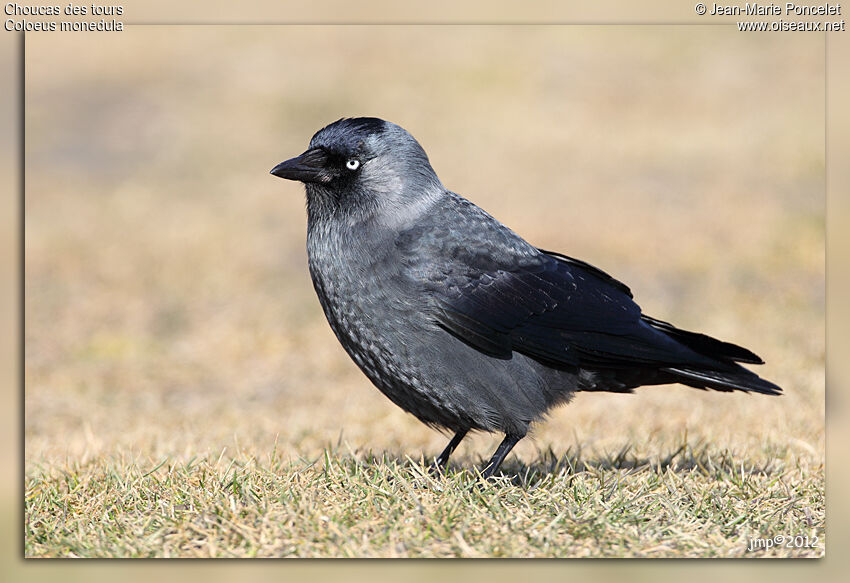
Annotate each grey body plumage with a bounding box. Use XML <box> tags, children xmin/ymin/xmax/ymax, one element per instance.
<box><xmin>271</xmin><ymin>117</ymin><xmax>781</xmax><ymax>478</ymax></box>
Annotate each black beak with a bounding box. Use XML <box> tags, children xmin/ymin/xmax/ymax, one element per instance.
<box><xmin>270</xmin><ymin>148</ymin><xmax>334</xmax><ymax>184</ymax></box>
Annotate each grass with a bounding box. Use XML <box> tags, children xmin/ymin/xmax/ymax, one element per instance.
<box><xmin>25</xmin><ymin>437</ymin><xmax>823</xmax><ymax>558</ymax></box>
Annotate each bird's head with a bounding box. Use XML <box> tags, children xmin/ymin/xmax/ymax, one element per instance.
<box><xmin>271</xmin><ymin>117</ymin><xmax>444</xmax><ymax>225</ymax></box>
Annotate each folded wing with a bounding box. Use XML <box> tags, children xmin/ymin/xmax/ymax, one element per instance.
<box><xmin>424</xmin><ymin>247</ymin><xmax>780</xmax><ymax>395</ymax></box>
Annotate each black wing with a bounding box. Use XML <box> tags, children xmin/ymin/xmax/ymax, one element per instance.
<box><xmin>400</xmin><ymin>192</ymin><xmax>779</xmax><ymax>394</ymax></box>
<box><xmin>425</xmin><ymin>248</ymin><xmax>780</xmax><ymax>394</ymax></box>
<box><xmin>429</xmin><ymin>249</ymin><xmax>712</xmax><ymax>368</ymax></box>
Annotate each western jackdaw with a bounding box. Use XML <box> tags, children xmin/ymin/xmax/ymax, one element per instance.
<box><xmin>270</xmin><ymin>117</ymin><xmax>781</xmax><ymax>479</ymax></box>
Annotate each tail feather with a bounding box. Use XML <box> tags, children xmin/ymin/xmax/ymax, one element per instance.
<box><xmin>664</xmin><ymin>365</ymin><xmax>782</xmax><ymax>395</ymax></box>
<box><xmin>641</xmin><ymin>315</ymin><xmax>782</xmax><ymax>396</ymax></box>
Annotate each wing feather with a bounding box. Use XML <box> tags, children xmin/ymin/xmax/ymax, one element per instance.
<box><xmin>427</xmin><ymin>250</ymin><xmax>723</xmax><ymax>371</ymax></box>
<box><xmin>397</xmin><ymin>193</ymin><xmax>778</xmax><ymax>395</ymax></box>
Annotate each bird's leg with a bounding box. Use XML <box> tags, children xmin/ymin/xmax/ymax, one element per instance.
<box><xmin>480</xmin><ymin>434</ymin><xmax>523</xmax><ymax>479</ymax></box>
<box><xmin>431</xmin><ymin>429</ymin><xmax>468</xmax><ymax>473</ymax></box>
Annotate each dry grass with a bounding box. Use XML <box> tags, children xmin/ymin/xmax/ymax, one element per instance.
<box><xmin>25</xmin><ymin>439</ymin><xmax>823</xmax><ymax>558</ymax></box>
<box><xmin>24</xmin><ymin>26</ymin><xmax>824</xmax><ymax>557</ymax></box>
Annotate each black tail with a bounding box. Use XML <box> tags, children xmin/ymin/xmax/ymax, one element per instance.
<box><xmin>663</xmin><ymin>365</ymin><xmax>782</xmax><ymax>395</ymax></box>
<box><xmin>643</xmin><ymin>315</ymin><xmax>782</xmax><ymax>396</ymax></box>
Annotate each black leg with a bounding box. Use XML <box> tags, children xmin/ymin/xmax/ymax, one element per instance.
<box><xmin>432</xmin><ymin>429</ymin><xmax>468</xmax><ymax>472</ymax></box>
<box><xmin>480</xmin><ymin>434</ymin><xmax>523</xmax><ymax>479</ymax></box>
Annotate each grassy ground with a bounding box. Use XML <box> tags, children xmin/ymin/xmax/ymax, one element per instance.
<box><xmin>26</xmin><ymin>439</ymin><xmax>822</xmax><ymax>558</ymax></box>
<box><xmin>24</xmin><ymin>26</ymin><xmax>824</xmax><ymax>557</ymax></box>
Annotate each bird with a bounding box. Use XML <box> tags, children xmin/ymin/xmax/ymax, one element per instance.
<box><xmin>270</xmin><ymin>117</ymin><xmax>782</xmax><ymax>479</ymax></box>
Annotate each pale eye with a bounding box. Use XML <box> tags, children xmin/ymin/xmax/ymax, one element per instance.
<box><xmin>346</xmin><ymin>159</ymin><xmax>361</xmax><ymax>171</ymax></box>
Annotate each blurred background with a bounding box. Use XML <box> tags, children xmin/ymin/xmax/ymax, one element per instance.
<box><xmin>23</xmin><ymin>25</ymin><xmax>823</xmax><ymax>496</ymax></box>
